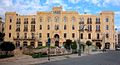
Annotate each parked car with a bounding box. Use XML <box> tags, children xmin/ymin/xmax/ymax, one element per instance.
<box><xmin>115</xmin><ymin>44</ymin><xmax>120</xmax><ymax>51</ymax></box>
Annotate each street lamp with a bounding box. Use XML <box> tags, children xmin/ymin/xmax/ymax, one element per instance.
<box><xmin>47</xmin><ymin>38</ymin><xmax>51</xmax><ymax>61</ymax></box>
<box><xmin>78</xmin><ymin>29</ymin><xmax>81</xmax><ymax>56</ymax></box>
<box><xmin>78</xmin><ymin>25</ymin><xmax>87</xmax><ymax>56</ymax></box>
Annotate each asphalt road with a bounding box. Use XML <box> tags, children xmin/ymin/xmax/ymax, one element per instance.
<box><xmin>36</xmin><ymin>51</ymin><xmax>120</xmax><ymax>65</ymax></box>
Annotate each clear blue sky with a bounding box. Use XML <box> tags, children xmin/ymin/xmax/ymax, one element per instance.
<box><xmin>0</xmin><ymin>0</ymin><xmax>120</xmax><ymax>30</ymax></box>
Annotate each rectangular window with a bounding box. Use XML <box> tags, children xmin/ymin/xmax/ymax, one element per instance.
<box><xmin>88</xmin><ymin>25</ymin><xmax>92</xmax><ymax>31</ymax></box>
<box><xmin>10</xmin><ymin>18</ymin><xmax>12</xmax><ymax>23</ymax></box>
<box><xmin>106</xmin><ymin>18</ymin><xmax>108</xmax><ymax>22</ymax></box>
<box><xmin>96</xmin><ymin>18</ymin><xmax>100</xmax><ymax>24</ymax></box>
<box><xmin>64</xmin><ymin>33</ymin><xmax>66</xmax><ymax>38</ymax></box>
<box><xmin>64</xmin><ymin>25</ymin><xmax>66</xmax><ymax>30</ymax></box>
<box><xmin>24</xmin><ymin>33</ymin><xmax>27</xmax><ymax>39</ymax></box>
<box><xmin>55</xmin><ymin>25</ymin><xmax>59</xmax><ymax>30</ymax></box>
<box><xmin>9</xmin><ymin>25</ymin><xmax>11</xmax><ymax>30</ymax></box>
<box><xmin>72</xmin><ymin>25</ymin><xmax>75</xmax><ymax>30</ymax></box>
<box><xmin>40</xmin><ymin>17</ymin><xmax>42</xmax><ymax>22</ymax></box>
<box><xmin>16</xmin><ymin>25</ymin><xmax>20</xmax><ymax>32</ymax></box>
<box><xmin>39</xmin><ymin>33</ymin><xmax>42</xmax><ymax>38</ymax></box>
<box><xmin>47</xmin><ymin>17</ymin><xmax>51</xmax><ymax>22</ymax></box>
<box><xmin>87</xmin><ymin>18</ymin><xmax>92</xmax><ymax>24</ymax></box>
<box><xmin>71</xmin><ymin>17</ymin><xmax>75</xmax><ymax>22</ymax></box>
<box><xmin>31</xmin><ymin>25</ymin><xmax>35</xmax><ymax>31</ymax></box>
<box><xmin>31</xmin><ymin>18</ymin><xmax>36</xmax><ymax>24</ymax></box>
<box><xmin>9</xmin><ymin>33</ymin><xmax>11</xmax><ymax>38</ymax></box>
<box><xmin>79</xmin><ymin>25</ymin><xmax>84</xmax><ymax>31</ymax></box>
<box><xmin>24</xmin><ymin>18</ymin><xmax>28</xmax><ymax>24</ymax></box>
<box><xmin>40</xmin><ymin>25</ymin><xmax>42</xmax><ymax>30</ymax></box>
<box><xmin>79</xmin><ymin>18</ymin><xmax>84</xmax><ymax>24</ymax></box>
<box><xmin>16</xmin><ymin>18</ymin><xmax>21</xmax><ymax>24</ymax></box>
<box><xmin>106</xmin><ymin>25</ymin><xmax>109</xmax><ymax>30</ymax></box>
<box><xmin>72</xmin><ymin>33</ymin><xmax>75</xmax><ymax>38</ymax></box>
<box><xmin>88</xmin><ymin>33</ymin><xmax>91</xmax><ymax>39</ymax></box>
<box><xmin>63</xmin><ymin>17</ymin><xmax>67</xmax><ymax>22</ymax></box>
<box><xmin>31</xmin><ymin>33</ymin><xmax>34</xmax><ymax>39</ymax></box>
<box><xmin>96</xmin><ymin>25</ymin><xmax>100</xmax><ymax>31</ymax></box>
<box><xmin>47</xmin><ymin>25</ymin><xmax>50</xmax><ymax>30</ymax></box>
<box><xmin>17</xmin><ymin>33</ymin><xmax>19</xmax><ymax>38</ymax></box>
<box><xmin>24</xmin><ymin>25</ymin><xmax>28</xmax><ymax>32</ymax></box>
<box><xmin>47</xmin><ymin>33</ymin><xmax>50</xmax><ymax>38</ymax></box>
<box><xmin>97</xmin><ymin>33</ymin><xmax>99</xmax><ymax>39</ymax></box>
<box><xmin>106</xmin><ymin>34</ymin><xmax>109</xmax><ymax>38</ymax></box>
<box><xmin>81</xmin><ymin>33</ymin><xmax>83</xmax><ymax>39</ymax></box>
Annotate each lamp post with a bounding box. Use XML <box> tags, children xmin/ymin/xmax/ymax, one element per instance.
<box><xmin>78</xmin><ymin>29</ymin><xmax>81</xmax><ymax>56</ymax></box>
<box><xmin>78</xmin><ymin>25</ymin><xmax>87</xmax><ymax>56</ymax></box>
<box><xmin>47</xmin><ymin>38</ymin><xmax>51</xmax><ymax>61</ymax></box>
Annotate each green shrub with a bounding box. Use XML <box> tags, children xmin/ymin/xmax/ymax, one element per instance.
<box><xmin>32</xmin><ymin>52</ymin><xmax>47</xmax><ymax>58</ymax></box>
<box><xmin>36</xmin><ymin>46</ymin><xmax>47</xmax><ymax>49</ymax></box>
<box><xmin>0</xmin><ymin>55</ymin><xmax>14</xmax><ymax>59</ymax></box>
<box><xmin>50</xmin><ymin>46</ymin><xmax>56</xmax><ymax>48</ymax></box>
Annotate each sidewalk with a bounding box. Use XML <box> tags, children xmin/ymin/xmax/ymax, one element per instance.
<box><xmin>0</xmin><ymin>51</ymin><xmax>103</xmax><ymax>65</ymax></box>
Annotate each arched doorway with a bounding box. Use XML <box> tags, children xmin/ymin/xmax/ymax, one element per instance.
<box><xmin>96</xmin><ymin>42</ymin><xmax>102</xmax><ymax>49</ymax></box>
<box><xmin>54</xmin><ymin>34</ymin><xmax>59</xmax><ymax>47</ymax></box>
<box><xmin>105</xmin><ymin>42</ymin><xmax>110</xmax><ymax>49</ymax></box>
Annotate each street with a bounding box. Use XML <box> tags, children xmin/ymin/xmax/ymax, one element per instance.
<box><xmin>36</xmin><ymin>51</ymin><xmax>120</xmax><ymax>65</ymax></box>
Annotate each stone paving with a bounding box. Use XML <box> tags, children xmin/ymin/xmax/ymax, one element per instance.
<box><xmin>0</xmin><ymin>51</ymin><xmax>103</xmax><ymax>65</ymax></box>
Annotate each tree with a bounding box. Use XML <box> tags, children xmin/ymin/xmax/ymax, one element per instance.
<box><xmin>0</xmin><ymin>32</ymin><xmax>5</xmax><ymax>42</ymax></box>
<box><xmin>96</xmin><ymin>42</ymin><xmax>102</xmax><ymax>49</ymax></box>
<box><xmin>86</xmin><ymin>41</ymin><xmax>92</xmax><ymax>46</ymax></box>
<box><xmin>64</xmin><ymin>39</ymin><xmax>72</xmax><ymax>51</ymax></box>
<box><xmin>86</xmin><ymin>41</ymin><xmax>92</xmax><ymax>54</ymax></box>
<box><xmin>0</xmin><ymin>42</ymin><xmax>15</xmax><ymax>55</ymax></box>
<box><xmin>0</xmin><ymin>32</ymin><xmax>5</xmax><ymax>49</ymax></box>
<box><xmin>71</xmin><ymin>41</ymin><xmax>77</xmax><ymax>53</ymax></box>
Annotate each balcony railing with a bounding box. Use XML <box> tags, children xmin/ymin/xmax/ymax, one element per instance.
<box><xmin>96</xmin><ymin>22</ymin><xmax>100</xmax><ymax>24</ymax></box>
<box><xmin>96</xmin><ymin>30</ymin><xmax>101</xmax><ymax>32</ymax></box>
<box><xmin>13</xmin><ymin>37</ymin><xmax>36</xmax><ymax>40</ymax></box>
<box><xmin>13</xmin><ymin>37</ymin><xmax>42</xmax><ymax>41</ymax></box>
<box><xmin>92</xmin><ymin>38</ymin><xmax>102</xmax><ymax>42</ymax></box>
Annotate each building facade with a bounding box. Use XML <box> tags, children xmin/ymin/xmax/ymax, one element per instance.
<box><xmin>117</xmin><ymin>31</ymin><xmax>120</xmax><ymax>45</ymax></box>
<box><xmin>0</xmin><ymin>17</ymin><xmax>4</xmax><ymax>33</ymax></box>
<box><xmin>4</xmin><ymin>6</ymin><xmax>115</xmax><ymax>50</ymax></box>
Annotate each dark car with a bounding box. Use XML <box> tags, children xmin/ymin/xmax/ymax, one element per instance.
<box><xmin>115</xmin><ymin>44</ymin><xmax>120</xmax><ymax>51</ymax></box>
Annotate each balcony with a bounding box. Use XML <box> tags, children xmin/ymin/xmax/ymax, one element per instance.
<box><xmin>13</xmin><ymin>37</ymin><xmax>36</xmax><ymax>40</ymax></box>
<box><xmin>92</xmin><ymin>38</ymin><xmax>102</xmax><ymax>42</ymax></box>
<box><xmin>96</xmin><ymin>22</ymin><xmax>100</xmax><ymax>24</ymax></box>
<box><xmin>79</xmin><ymin>22</ymin><xmax>84</xmax><ymax>24</ymax></box>
<box><xmin>96</xmin><ymin>30</ymin><xmax>101</xmax><ymax>32</ymax></box>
